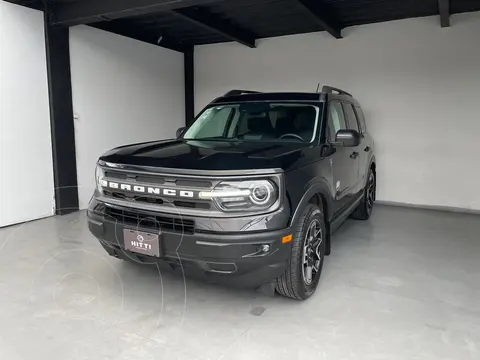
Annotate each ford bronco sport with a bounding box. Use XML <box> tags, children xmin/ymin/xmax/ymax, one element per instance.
<box><xmin>87</xmin><ymin>86</ymin><xmax>376</xmax><ymax>300</ymax></box>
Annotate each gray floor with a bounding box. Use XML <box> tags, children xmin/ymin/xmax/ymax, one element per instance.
<box><xmin>0</xmin><ymin>205</ymin><xmax>479</xmax><ymax>360</ymax></box>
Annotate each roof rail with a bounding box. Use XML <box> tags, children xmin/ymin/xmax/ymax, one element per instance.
<box><xmin>224</xmin><ymin>89</ymin><xmax>262</xmax><ymax>97</ymax></box>
<box><xmin>321</xmin><ymin>85</ymin><xmax>352</xmax><ymax>97</ymax></box>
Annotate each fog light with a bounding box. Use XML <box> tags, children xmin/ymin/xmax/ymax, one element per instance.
<box><xmin>243</xmin><ymin>244</ymin><xmax>271</xmax><ymax>258</ymax></box>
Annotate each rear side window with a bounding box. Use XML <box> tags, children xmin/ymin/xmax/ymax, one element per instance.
<box><xmin>342</xmin><ymin>103</ymin><xmax>360</xmax><ymax>132</ymax></box>
<box><xmin>354</xmin><ymin>106</ymin><xmax>367</xmax><ymax>133</ymax></box>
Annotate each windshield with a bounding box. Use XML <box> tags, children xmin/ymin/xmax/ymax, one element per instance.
<box><xmin>184</xmin><ymin>102</ymin><xmax>321</xmax><ymax>143</ymax></box>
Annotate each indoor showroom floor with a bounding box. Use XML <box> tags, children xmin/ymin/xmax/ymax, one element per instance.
<box><xmin>0</xmin><ymin>205</ymin><xmax>479</xmax><ymax>360</ymax></box>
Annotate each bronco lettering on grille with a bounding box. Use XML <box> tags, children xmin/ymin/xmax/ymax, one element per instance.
<box><xmin>101</xmin><ymin>180</ymin><xmax>195</xmax><ymax>198</ymax></box>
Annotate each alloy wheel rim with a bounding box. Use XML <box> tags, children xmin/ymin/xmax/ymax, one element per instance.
<box><xmin>302</xmin><ymin>219</ymin><xmax>323</xmax><ymax>286</ymax></box>
<box><xmin>367</xmin><ymin>173</ymin><xmax>375</xmax><ymax>213</ymax></box>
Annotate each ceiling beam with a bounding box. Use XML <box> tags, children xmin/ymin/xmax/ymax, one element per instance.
<box><xmin>296</xmin><ymin>0</ymin><xmax>342</xmax><ymax>39</ymax></box>
<box><xmin>51</xmin><ymin>0</ymin><xmax>216</xmax><ymax>26</ymax></box>
<box><xmin>173</xmin><ymin>8</ymin><xmax>256</xmax><ymax>48</ymax></box>
<box><xmin>438</xmin><ymin>0</ymin><xmax>450</xmax><ymax>27</ymax></box>
<box><xmin>90</xmin><ymin>21</ymin><xmax>189</xmax><ymax>53</ymax></box>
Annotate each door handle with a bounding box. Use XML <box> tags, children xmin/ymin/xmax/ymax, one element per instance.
<box><xmin>364</xmin><ymin>146</ymin><xmax>371</xmax><ymax>152</ymax></box>
<box><xmin>350</xmin><ymin>152</ymin><xmax>359</xmax><ymax>159</ymax></box>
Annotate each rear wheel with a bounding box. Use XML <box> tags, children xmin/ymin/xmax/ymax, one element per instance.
<box><xmin>275</xmin><ymin>204</ymin><xmax>326</xmax><ymax>300</ymax></box>
<box><xmin>351</xmin><ymin>168</ymin><xmax>376</xmax><ymax>220</ymax></box>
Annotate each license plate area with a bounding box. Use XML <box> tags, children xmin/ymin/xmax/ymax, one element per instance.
<box><xmin>123</xmin><ymin>229</ymin><xmax>161</xmax><ymax>257</ymax></box>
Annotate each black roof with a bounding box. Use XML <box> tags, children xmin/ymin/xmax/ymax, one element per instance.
<box><xmin>212</xmin><ymin>92</ymin><xmax>324</xmax><ymax>104</ymax></box>
<box><xmin>7</xmin><ymin>0</ymin><xmax>480</xmax><ymax>53</ymax></box>
<box><xmin>210</xmin><ymin>87</ymin><xmax>360</xmax><ymax>106</ymax></box>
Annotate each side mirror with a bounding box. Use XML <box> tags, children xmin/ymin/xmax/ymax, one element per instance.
<box><xmin>176</xmin><ymin>127</ymin><xmax>186</xmax><ymax>138</ymax></box>
<box><xmin>333</xmin><ymin>129</ymin><xmax>360</xmax><ymax>147</ymax></box>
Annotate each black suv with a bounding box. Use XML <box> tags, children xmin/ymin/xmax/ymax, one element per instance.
<box><xmin>87</xmin><ymin>86</ymin><xmax>376</xmax><ymax>300</ymax></box>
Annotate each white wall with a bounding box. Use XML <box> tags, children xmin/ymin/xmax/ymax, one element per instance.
<box><xmin>195</xmin><ymin>12</ymin><xmax>480</xmax><ymax>211</ymax></box>
<box><xmin>0</xmin><ymin>2</ymin><xmax>54</xmax><ymax>227</ymax></box>
<box><xmin>70</xmin><ymin>26</ymin><xmax>185</xmax><ymax>209</ymax></box>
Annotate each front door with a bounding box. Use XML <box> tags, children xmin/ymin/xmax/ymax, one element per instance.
<box><xmin>327</xmin><ymin>101</ymin><xmax>359</xmax><ymax>215</ymax></box>
<box><xmin>353</xmin><ymin>105</ymin><xmax>372</xmax><ymax>189</ymax></box>
<box><xmin>342</xmin><ymin>102</ymin><xmax>365</xmax><ymax>194</ymax></box>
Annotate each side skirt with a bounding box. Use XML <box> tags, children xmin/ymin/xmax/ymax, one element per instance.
<box><xmin>330</xmin><ymin>193</ymin><xmax>363</xmax><ymax>233</ymax></box>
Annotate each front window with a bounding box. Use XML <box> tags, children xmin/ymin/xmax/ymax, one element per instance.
<box><xmin>184</xmin><ymin>102</ymin><xmax>321</xmax><ymax>143</ymax></box>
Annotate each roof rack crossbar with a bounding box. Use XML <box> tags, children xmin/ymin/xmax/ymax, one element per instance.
<box><xmin>224</xmin><ymin>89</ymin><xmax>262</xmax><ymax>97</ymax></box>
<box><xmin>321</xmin><ymin>85</ymin><xmax>352</xmax><ymax>97</ymax></box>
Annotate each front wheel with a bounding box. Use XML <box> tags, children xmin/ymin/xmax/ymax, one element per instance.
<box><xmin>275</xmin><ymin>204</ymin><xmax>326</xmax><ymax>300</ymax></box>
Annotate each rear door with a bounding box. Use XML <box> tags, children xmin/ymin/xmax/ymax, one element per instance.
<box><xmin>327</xmin><ymin>101</ymin><xmax>358</xmax><ymax>214</ymax></box>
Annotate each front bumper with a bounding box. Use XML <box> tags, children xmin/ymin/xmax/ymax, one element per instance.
<box><xmin>87</xmin><ymin>199</ymin><xmax>292</xmax><ymax>287</ymax></box>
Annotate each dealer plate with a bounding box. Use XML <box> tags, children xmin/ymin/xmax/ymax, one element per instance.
<box><xmin>123</xmin><ymin>229</ymin><xmax>161</xmax><ymax>257</ymax></box>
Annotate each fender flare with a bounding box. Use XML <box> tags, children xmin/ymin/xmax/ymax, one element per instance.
<box><xmin>369</xmin><ymin>155</ymin><xmax>376</xmax><ymax>170</ymax></box>
<box><xmin>289</xmin><ymin>180</ymin><xmax>333</xmax><ymax>228</ymax></box>
<box><xmin>365</xmin><ymin>155</ymin><xmax>376</xmax><ymax>187</ymax></box>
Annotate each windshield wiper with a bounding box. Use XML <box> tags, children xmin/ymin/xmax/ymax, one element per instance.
<box><xmin>189</xmin><ymin>137</ymin><xmax>237</xmax><ymax>141</ymax></box>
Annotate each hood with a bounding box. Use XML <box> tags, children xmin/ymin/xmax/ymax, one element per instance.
<box><xmin>99</xmin><ymin>139</ymin><xmax>315</xmax><ymax>172</ymax></box>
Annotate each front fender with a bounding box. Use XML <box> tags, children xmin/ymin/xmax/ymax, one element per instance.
<box><xmin>288</xmin><ymin>179</ymin><xmax>333</xmax><ymax>227</ymax></box>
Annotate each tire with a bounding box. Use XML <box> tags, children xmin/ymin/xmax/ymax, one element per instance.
<box><xmin>275</xmin><ymin>204</ymin><xmax>326</xmax><ymax>300</ymax></box>
<box><xmin>351</xmin><ymin>168</ymin><xmax>376</xmax><ymax>220</ymax></box>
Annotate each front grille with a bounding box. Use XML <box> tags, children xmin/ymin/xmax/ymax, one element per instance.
<box><xmin>175</xmin><ymin>179</ymin><xmax>212</xmax><ymax>188</ymax></box>
<box><xmin>103</xmin><ymin>191</ymin><xmax>211</xmax><ymax>209</ymax></box>
<box><xmin>101</xmin><ymin>169</ymin><xmax>217</xmax><ymax>212</ymax></box>
<box><xmin>104</xmin><ymin>170</ymin><xmax>211</xmax><ymax>188</ymax></box>
<box><xmin>104</xmin><ymin>171</ymin><xmax>166</xmax><ymax>185</ymax></box>
<box><xmin>104</xmin><ymin>206</ymin><xmax>195</xmax><ymax>234</ymax></box>
<box><xmin>104</xmin><ymin>191</ymin><xmax>165</xmax><ymax>205</ymax></box>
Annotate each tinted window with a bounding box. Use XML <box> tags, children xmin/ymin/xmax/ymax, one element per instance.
<box><xmin>327</xmin><ymin>101</ymin><xmax>347</xmax><ymax>142</ymax></box>
<box><xmin>342</xmin><ymin>103</ymin><xmax>359</xmax><ymax>132</ymax></box>
<box><xmin>354</xmin><ymin>106</ymin><xmax>367</xmax><ymax>133</ymax></box>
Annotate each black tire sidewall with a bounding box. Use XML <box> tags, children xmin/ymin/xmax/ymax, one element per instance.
<box><xmin>296</xmin><ymin>206</ymin><xmax>326</xmax><ymax>299</ymax></box>
<box><xmin>366</xmin><ymin>169</ymin><xmax>376</xmax><ymax>216</ymax></box>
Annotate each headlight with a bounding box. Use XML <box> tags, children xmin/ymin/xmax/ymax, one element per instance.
<box><xmin>95</xmin><ymin>164</ymin><xmax>106</xmax><ymax>194</ymax></box>
<box><xmin>199</xmin><ymin>179</ymin><xmax>278</xmax><ymax>212</ymax></box>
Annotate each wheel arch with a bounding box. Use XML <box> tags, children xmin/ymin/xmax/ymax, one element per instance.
<box><xmin>370</xmin><ymin>158</ymin><xmax>376</xmax><ymax>173</ymax></box>
<box><xmin>369</xmin><ymin>157</ymin><xmax>376</xmax><ymax>200</ymax></box>
<box><xmin>289</xmin><ymin>184</ymin><xmax>332</xmax><ymax>226</ymax></box>
<box><xmin>289</xmin><ymin>182</ymin><xmax>333</xmax><ymax>255</ymax></box>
